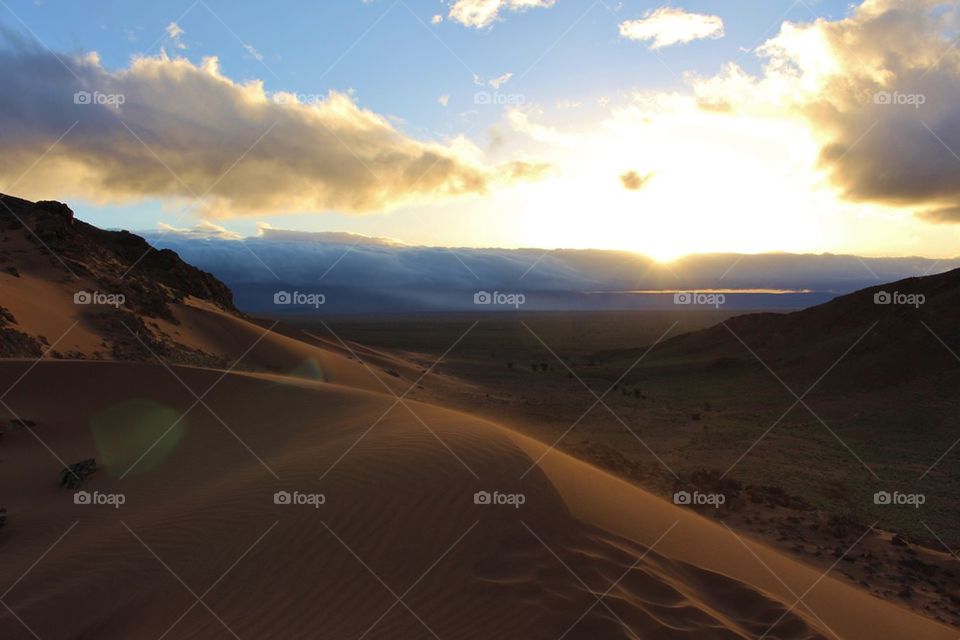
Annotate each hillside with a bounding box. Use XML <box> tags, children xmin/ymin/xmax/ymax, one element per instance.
<box><xmin>0</xmin><ymin>194</ymin><xmax>235</xmax><ymax>362</ymax></box>
<box><xmin>655</xmin><ymin>267</ymin><xmax>960</xmax><ymax>392</ymax></box>
<box><xmin>0</xmin><ymin>195</ymin><xmax>413</xmax><ymax>392</ymax></box>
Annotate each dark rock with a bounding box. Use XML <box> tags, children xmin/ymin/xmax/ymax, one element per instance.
<box><xmin>60</xmin><ymin>458</ymin><xmax>97</xmax><ymax>489</ymax></box>
<box><xmin>0</xmin><ymin>326</ymin><xmax>43</xmax><ymax>358</ymax></box>
<box><xmin>0</xmin><ymin>194</ymin><xmax>237</xmax><ymax>316</ymax></box>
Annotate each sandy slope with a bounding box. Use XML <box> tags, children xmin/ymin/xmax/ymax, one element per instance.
<box><xmin>157</xmin><ymin>299</ymin><xmax>412</xmax><ymax>393</ymax></box>
<box><xmin>0</xmin><ymin>360</ymin><xmax>952</xmax><ymax>639</ymax></box>
<box><xmin>0</xmin><ymin>195</ymin><xmax>412</xmax><ymax>393</ymax></box>
<box><xmin>0</xmin><ymin>266</ymin><xmax>108</xmax><ymax>356</ymax></box>
<box><xmin>0</xmin><ymin>258</ymin><xmax>405</xmax><ymax>390</ymax></box>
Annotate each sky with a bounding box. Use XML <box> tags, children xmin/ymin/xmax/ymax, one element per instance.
<box><xmin>1</xmin><ymin>0</ymin><xmax>959</xmax><ymax>260</ymax></box>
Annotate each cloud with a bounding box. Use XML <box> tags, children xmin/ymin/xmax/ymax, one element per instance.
<box><xmin>152</xmin><ymin>221</ymin><xmax>408</xmax><ymax>248</ymax></box>
<box><xmin>488</xmin><ymin>72</ymin><xmax>513</xmax><ymax>89</ymax></box>
<box><xmin>917</xmin><ymin>206</ymin><xmax>960</xmax><ymax>224</ymax></box>
<box><xmin>619</xmin><ymin>170</ymin><xmax>653</xmax><ymax>191</ymax></box>
<box><xmin>156</xmin><ymin>220</ymin><xmax>242</xmax><ymax>240</ymax></box>
<box><xmin>255</xmin><ymin>227</ymin><xmax>406</xmax><ymax>246</ymax></box>
<box><xmin>0</xmin><ymin>37</ymin><xmax>549</xmax><ymax>217</ymax></box>
<box><xmin>449</xmin><ymin>0</ymin><xmax>555</xmax><ymax>29</ymax></box>
<box><xmin>242</xmin><ymin>43</ymin><xmax>264</xmax><ymax>61</ymax></box>
<box><xmin>165</xmin><ymin>22</ymin><xmax>186</xmax><ymax>49</ymax></box>
<box><xmin>619</xmin><ymin>7</ymin><xmax>724</xmax><ymax>49</ymax></box>
<box><xmin>690</xmin><ymin>0</ymin><xmax>960</xmax><ymax>222</ymax></box>
<box><xmin>473</xmin><ymin>71</ymin><xmax>515</xmax><ymax>88</ymax></box>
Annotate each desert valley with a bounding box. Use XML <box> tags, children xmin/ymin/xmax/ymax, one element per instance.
<box><xmin>2</xmin><ymin>0</ymin><xmax>960</xmax><ymax>637</ymax></box>
<box><xmin>1</xmin><ymin>196</ymin><xmax>958</xmax><ymax>639</ymax></box>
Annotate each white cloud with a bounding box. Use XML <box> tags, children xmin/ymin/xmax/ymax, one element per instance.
<box><xmin>449</xmin><ymin>0</ymin><xmax>556</xmax><ymax>29</ymax></box>
<box><xmin>473</xmin><ymin>72</ymin><xmax>514</xmax><ymax>88</ymax></box>
<box><xmin>165</xmin><ymin>22</ymin><xmax>186</xmax><ymax>49</ymax></box>
<box><xmin>156</xmin><ymin>220</ymin><xmax>242</xmax><ymax>240</ymax></box>
<box><xmin>242</xmin><ymin>43</ymin><xmax>264</xmax><ymax>61</ymax></box>
<box><xmin>488</xmin><ymin>72</ymin><xmax>513</xmax><ymax>89</ymax></box>
<box><xmin>254</xmin><ymin>227</ymin><xmax>406</xmax><ymax>246</ymax></box>
<box><xmin>619</xmin><ymin>7</ymin><xmax>724</xmax><ymax>49</ymax></box>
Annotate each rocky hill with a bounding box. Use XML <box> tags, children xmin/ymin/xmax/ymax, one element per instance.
<box><xmin>0</xmin><ymin>194</ymin><xmax>238</xmax><ymax>364</ymax></box>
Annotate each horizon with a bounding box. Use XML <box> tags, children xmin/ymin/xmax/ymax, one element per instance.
<box><xmin>83</xmin><ymin>216</ymin><xmax>960</xmax><ymax>263</ymax></box>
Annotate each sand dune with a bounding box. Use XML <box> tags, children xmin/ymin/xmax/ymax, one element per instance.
<box><xmin>0</xmin><ymin>360</ymin><xmax>951</xmax><ymax>639</ymax></box>
<box><xmin>158</xmin><ymin>299</ymin><xmax>412</xmax><ymax>393</ymax></box>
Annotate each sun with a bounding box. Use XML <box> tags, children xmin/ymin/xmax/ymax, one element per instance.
<box><xmin>503</xmin><ymin>101</ymin><xmax>838</xmax><ymax>258</ymax></box>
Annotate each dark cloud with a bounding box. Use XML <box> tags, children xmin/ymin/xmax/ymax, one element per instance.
<box><xmin>773</xmin><ymin>1</ymin><xmax>960</xmax><ymax>220</ymax></box>
<box><xmin>0</xmin><ymin>35</ymin><xmax>547</xmax><ymax>216</ymax></box>
<box><xmin>689</xmin><ymin>1</ymin><xmax>960</xmax><ymax>223</ymax></box>
<box><xmin>917</xmin><ymin>205</ymin><xmax>960</xmax><ymax>224</ymax></box>
<box><xmin>620</xmin><ymin>170</ymin><xmax>653</xmax><ymax>191</ymax></box>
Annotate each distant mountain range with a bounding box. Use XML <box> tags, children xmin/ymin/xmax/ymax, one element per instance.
<box><xmin>138</xmin><ymin>227</ymin><xmax>960</xmax><ymax>314</ymax></box>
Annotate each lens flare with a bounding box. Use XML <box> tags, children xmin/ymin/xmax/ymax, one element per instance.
<box><xmin>91</xmin><ymin>399</ymin><xmax>185</xmax><ymax>476</ymax></box>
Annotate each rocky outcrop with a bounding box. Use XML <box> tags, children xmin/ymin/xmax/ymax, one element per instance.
<box><xmin>60</xmin><ymin>458</ymin><xmax>97</xmax><ymax>489</ymax></box>
<box><xmin>0</xmin><ymin>304</ymin><xmax>43</xmax><ymax>358</ymax></box>
<box><xmin>0</xmin><ymin>194</ymin><xmax>241</xmax><ymax>363</ymax></box>
<box><xmin>1</xmin><ymin>194</ymin><xmax>236</xmax><ymax>317</ymax></box>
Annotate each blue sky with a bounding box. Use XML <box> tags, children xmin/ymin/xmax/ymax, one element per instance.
<box><xmin>10</xmin><ymin>0</ymin><xmax>850</xmax><ymax>132</ymax></box>
<box><xmin>2</xmin><ymin>0</ymin><xmax>958</xmax><ymax>259</ymax></box>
